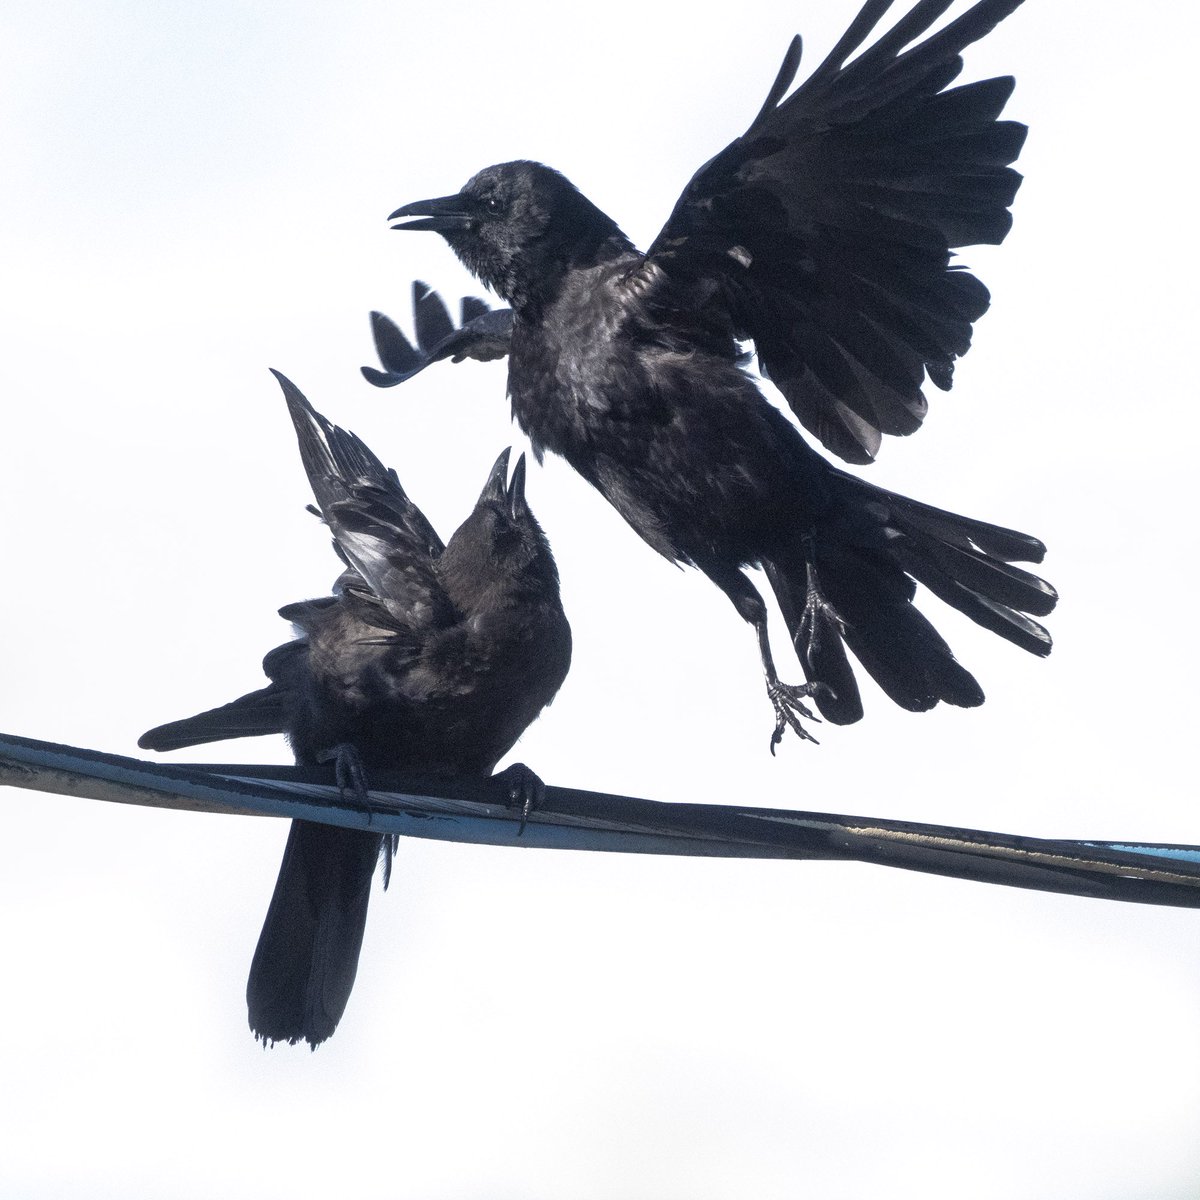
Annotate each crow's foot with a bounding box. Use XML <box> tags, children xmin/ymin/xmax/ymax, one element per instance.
<box><xmin>318</xmin><ymin>743</ymin><xmax>373</xmax><ymax>821</ymax></box>
<box><xmin>491</xmin><ymin>762</ymin><xmax>546</xmax><ymax>836</ymax></box>
<box><xmin>767</xmin><ymin>680</ymin><xmax>834</xmax><ymax>754</ymax></box>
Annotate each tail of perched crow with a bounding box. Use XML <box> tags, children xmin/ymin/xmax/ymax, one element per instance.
<box><xmin>765</xmin><ymin>471</ymin><xmax>1056</xmax><ymax>725</ymax></box>
<box><xmin>246</xmin><ymin>821</ymin><xmax>385</xmax><ymax>1049</ymax></box>
<box><xmin>138</xmin><ymin>663</ymin><xmax>387</xmax><ymax>1049</ymax></box>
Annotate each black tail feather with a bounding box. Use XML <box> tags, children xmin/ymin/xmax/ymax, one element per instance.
<box><xmin>247</xmin><ymin>821</ymin><xmax>386</xmax><ymax>1049</ymax></box>
<box><xmin>819</xmin><ymin>542</ymin><xmax>985</xmax><ymax>715</ymax></box>
<box><xmin>892</xmin><ymin>541</ymin><xmax>1052</xmax><ymax>657</ymax></box>
<box><xmin>765</xmin><ymin>467</ymin><xmax>1054</xmax><ymax>720</ymax></box>
<box><xmin>833</xmin><ymin>468</ymin><xmax>1048</xmax><ymax>563</ymax></box>
<box><xmin>838</xmin><ymin>595</ymin><xmax>986</xmax><ymax>713</ymax></box>
<box><xmin>894</xmin><ymin>525</ymin><xmax>1057</xmax><ymax>616</ymax></box>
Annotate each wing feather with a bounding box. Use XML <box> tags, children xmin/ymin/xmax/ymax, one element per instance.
<box><xmin>272</xmin><ymin>370</ymin><xmax>454</xmax><ymax>632</ymax></box>
<box><xmin>646</xmin><ymin>0</ymin><xmax>1028</xmax><ymax>462</ymax></box>
<box><xmin>361</xmin><ymin>284</ymin><xmax>514</xmax><ymax>388</ymax></box>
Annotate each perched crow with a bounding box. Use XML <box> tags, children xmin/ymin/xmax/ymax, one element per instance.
<box><xmin>139</xmin><ymin>372</ymin><xmax>572</xmax><ymax>1047</ymax></box>
<box><xmin>376</xmin><ymin>0</ymin><xmax>1054</xmax><ymax>744</ymax></box>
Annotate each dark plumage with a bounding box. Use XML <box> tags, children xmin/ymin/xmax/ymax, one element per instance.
<box><xmin>140</xmin><ymin>372</ymin><xmax>571</xmax><ymax>1046</ymax></box>
<box><xmin>374</xmin><ymin>0</ymin><xmax>1054</xmax><ymax>743</ymax></box>
<box><xmin>362</xmin><ymin>283</ymin><xmax>512</xmax><ymax>390</ymax></box>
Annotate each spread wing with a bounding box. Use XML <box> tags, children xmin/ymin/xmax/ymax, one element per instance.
<box><xmin>646</xmin><ymin>0</ymin><xmax>1027</xmax><ymax>464</ymax></box>
<box><xmin>361</xmin><ymin>281</ymin><xmax>513</xmax><ymax>389</ymax></box>
<box><xmin>273</xmin><ymin>369</ymin><xmax>454</xmax><ymax>632</ymax></box>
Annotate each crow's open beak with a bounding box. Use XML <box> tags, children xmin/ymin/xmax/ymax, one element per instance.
<box><xmin>389</xmin><ymin>194</ymin><xmax>474</xmax><ymax>233</ymax></box>
<box><xmin>507</xmin><ymin>453</ymin><xmax>528</xmax><ymax>519</ymax></box>
<box><xmin>479</xmin><ymin>447</ymin><xmax>512</xmax><ymax>506</ymax></box>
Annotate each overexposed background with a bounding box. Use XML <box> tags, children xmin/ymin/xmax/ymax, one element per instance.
<box><xmin>2</xmin><ymin>2</ymin><xmax>1198</xmax><ymax>1196</ymax></box>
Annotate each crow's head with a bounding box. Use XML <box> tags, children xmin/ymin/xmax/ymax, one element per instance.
<box><xmin>390</xmin><ymin>161</ymin><xmax>632</xmax><ymax>315</ymax></box>
<box><xmin>440</xmin><ymin>446</ymin><xmax>563</xmax><ymax>609</ymax></box>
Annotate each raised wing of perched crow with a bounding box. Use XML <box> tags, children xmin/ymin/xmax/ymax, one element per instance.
<box><xmin>140</xmin><ymin>373</ymin><xmax>571</xmax><ymax>1047</ymax></box>
<box><xmin>375</xmin><ymin>0</ymin><xmax>1055</xmax><ymax>747</ymax></box>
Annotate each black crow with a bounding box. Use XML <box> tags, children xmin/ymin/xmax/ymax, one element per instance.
<box><xmin>376</xmin><ymin>0</ymin><xmax>1054</xmax><ymax>744</ymax></box>
<box><xmin>139</xmin><ymin>372</ymin><xmax>572</xmax><ymax>1047</ymax></box>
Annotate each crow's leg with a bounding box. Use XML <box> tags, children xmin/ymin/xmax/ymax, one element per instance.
<box><xmin>756</xmin><ymin>620</ymin><xmax>828</xmax><ymax>752</ymax></box>
<box><xmin>798</xmin><ymin>558</ymin><xmax>849</xmax><ymax>659</ymax></box>
<box><xmin>708</xmin><ymin>567</ymin><xmax>831</xmax><ymax>751</ymax></box>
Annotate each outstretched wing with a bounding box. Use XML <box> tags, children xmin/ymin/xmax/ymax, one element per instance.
<box><xmin>646</xmin><ymin>0</ymin><xmax>1027</xmax><ymax>464</ymax></box>
<box><xmin>361</xmin><ymin>281</ymin><xmax>513</xmax><ymax>389</ymax></box>
<box><xmin>272</xmin><ymin>370</ymin><xmax>454</xmax><ymax>631</ymax></box>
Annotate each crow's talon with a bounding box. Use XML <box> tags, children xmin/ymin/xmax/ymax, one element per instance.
<box><xmin>318</xmin><ymin>743</ymin><xmax>374</xmax><ymax>822</ymax></box>
<box><xmin>491</xmin><ymin>762</ymin><xmax>545</xmax><ymax>836</ymax></box>
<box><xmin>766</xmin><ymin>679</ymin><xmax>831</xmax><ymax>752</ymax></box>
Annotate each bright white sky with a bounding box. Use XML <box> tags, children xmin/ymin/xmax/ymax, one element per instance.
<box><xmin>2</xmin><ymin>2</ymin><xmax>1199</xmax><ymax>1196</ymax></box>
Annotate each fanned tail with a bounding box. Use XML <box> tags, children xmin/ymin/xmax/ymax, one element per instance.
<box><xmin>765</xmin><ymin>468</ymin><xmax>1055</xmax><ymax>723</ymax></box>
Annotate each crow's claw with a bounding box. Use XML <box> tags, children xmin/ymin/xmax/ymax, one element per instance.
<box><xmin>318</xmin><ymin>743</ymin><xmax>374</xmax><ymax>822</ymax></box>
<box><xmin>767</xmin><ymin>680</ymin><xmax>835</xmax><ymax>754</ymax></box>
<box><xmin>491</xmin><ymin>762</ymin><xmax>546</xmax><ymax>836</ymax></box>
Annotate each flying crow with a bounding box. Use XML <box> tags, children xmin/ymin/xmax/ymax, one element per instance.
<box><xmin>376</xmin><ymin>0</ymin><xmax>1054</xmax><ymax>744</ymax></box>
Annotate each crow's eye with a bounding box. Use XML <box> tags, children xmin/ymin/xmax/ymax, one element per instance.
<box><xmin>484</xmin><ymin>196</ymin><xmax>502</xmax><ymax>214</ymax></box>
